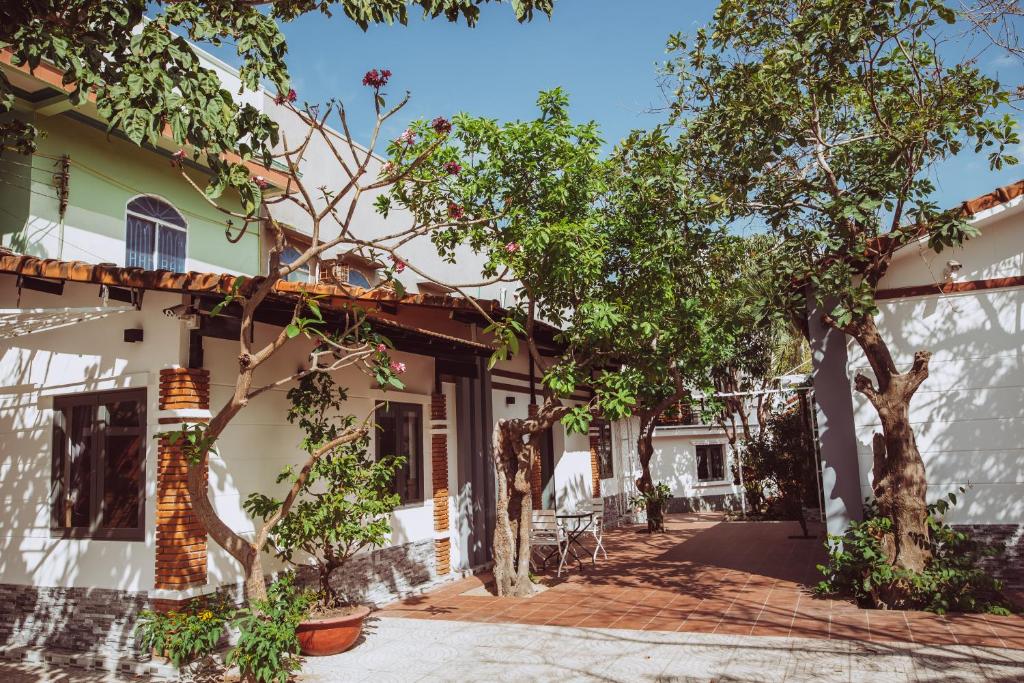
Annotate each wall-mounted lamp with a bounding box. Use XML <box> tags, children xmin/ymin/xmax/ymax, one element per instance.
<box><xmin>943</xmin><ymin>259</ymin><xmax>963</xmax><ymax>283</ymax></box>
<box><xmin>505</xmin><ymin>396</ymin><xmax>515</xmax><ymax>406</ymax></box>
<box><xmin>123</xmin><ymin>328</ymin><xmax>144</xmax><ymax>343</ymax></box>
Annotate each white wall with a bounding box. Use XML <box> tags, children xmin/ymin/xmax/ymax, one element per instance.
<box><xmin>649</xmin><ymin>428</ymin><xmax>737</xmax><ymax>501</ymax></box>
<box><xmin>202</xmin><ymin>326</ymin><xmax>443</xmax><ymax>588</ymax></box>
<box><xmin>489</xmin><ymin>351</ymin><xmax>594</xmax><ymax>512</ymax></box>
<box><xmin>848</xmin><ymin>203</ymin><xmax>1024</xmax><ymax>525</ymax></box>
<box><xmin>264</xmin><ymin>98</ymin><xmax>504</xmax><ymax>302</ymax></box>
<box><xmin>0</xmin><ymin>278</ymin><xmax>182</xmax><ymax>591</ymax></box>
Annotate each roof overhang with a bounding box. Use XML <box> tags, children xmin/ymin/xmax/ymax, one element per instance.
<box><xmin>0</xmin><ymin>253</ymin><xmax>494</xmax><ymax>362</ymax></box>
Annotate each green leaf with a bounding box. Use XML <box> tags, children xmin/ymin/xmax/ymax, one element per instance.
<box><xmin>285</xmin><ymin>323</ymin><xmax>300</xmax><ymax>338</ymax></box>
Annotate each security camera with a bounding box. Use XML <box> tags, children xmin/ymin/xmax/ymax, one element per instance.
<box><xmin>163</xmin><ymin>304</ymin><xmax>191</xmax><ymax>318</ymax></box>
<box><xmin>943</xmin><ymin>260</ymin><xmax>963</xmax><ymax>282</ymax></box>
<box><xmin>163</xmin><ymin>304</ymin><xmax>200</xmax><ymax>329</ymax></box>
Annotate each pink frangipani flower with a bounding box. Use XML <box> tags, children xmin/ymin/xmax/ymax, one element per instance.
<box><xmin>432</xmin><ymin>116</ymin><xmax>452</xmax><ymax>135</ymax></box>
<box><xmin>389</xmin><ymin>360</ymin><xmax>407</xmax><ymax>374</ymax></box>
<box><xmin>362</xmin><ymin>68</ymin><xmax>392</xmax><ymax>90</ymax></box>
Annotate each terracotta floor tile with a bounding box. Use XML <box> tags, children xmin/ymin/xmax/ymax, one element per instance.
<box><xmin>789</xmin><ymin>618</ymin><xmax>830</xmax><ymax>639</ymax></box>
<box><xmin>751</xmin><ymin>622</ymin><xmax>793</xmax><ymax>637</ymax></box>
<box><xmin>644</xmin><ymin>617</ymin><xmax>685</xmax><ymax>632</ymax></box>
<box><xmin>678</xmin><ymin>617</ymin><xmax>722</xmax><ymax>634</ymax></box>
<box><xmin>714</xmin><ymin>620</ymin><xmax>756</xmax><ymax>636</ymax></box>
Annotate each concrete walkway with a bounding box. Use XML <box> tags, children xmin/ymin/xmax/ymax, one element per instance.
<box><xmin>3</xmin><ymin>615</ymin><xmax>1022</xmax><ymax>681</ymax></box>
<box><xmin>300</xmin><ymin>615</ymin><xmax>1024</xmax><ymax>682</ymax></box>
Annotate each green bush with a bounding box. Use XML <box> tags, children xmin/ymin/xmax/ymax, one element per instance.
<box><xmin>630</xmin><ymin>481</ymin><xmax>672</xmax><ymax>531</ymax></box>
<box><xmin>135</xmin><ymin>595</ymin><xmax>233</xmax><ymax>667</ymax></box>
<box><xmin>227</xmin><ymin>574</ymin><xmax>314</xmax><ymax>683</ymax></box>
<box><xmin>815</xmin><ymin>490</ymin><xmax>1011</xmax><ymax>614</ymax></box>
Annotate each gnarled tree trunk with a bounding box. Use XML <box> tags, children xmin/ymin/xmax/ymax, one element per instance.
<box><xmin>635</xmin><ymin>412</ymin><xmax>662</xmax><ymax>532</ymax></box>
<box><xmin>846</xmin><ymin>315</ymin><xmax>932</xmax><ymax>578</ymax></box>
<box><xmin>491</xmin><ymin>398</ymin><xmax>568</xmax><ymax>597</ymax></box>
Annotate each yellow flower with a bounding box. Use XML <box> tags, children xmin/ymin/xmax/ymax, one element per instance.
<box><xmin>199</xmin><ymin>610</ymin><xmax>213</xmax><ymax>621</ymax></box>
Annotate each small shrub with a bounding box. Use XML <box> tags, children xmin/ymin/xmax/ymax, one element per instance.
<box><xmin>135</xmin><ymin>595</ymin><xmax>233</xmax><ymax>667</ymax></box>
<box><xmin>227</xmin><ymin>574</ymin><xmax>314</xmax><ymax>683</ymax></box>
<box><xmin>815</xmin><ymin>490</ymin><xmax>1011</xmax><ymax>614</ymax></box>
<box><xmin>630</xmin><ymin>482</ymin><xmax>672</xmax><ymax>532</ymax></box>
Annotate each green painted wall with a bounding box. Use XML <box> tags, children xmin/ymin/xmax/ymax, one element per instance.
<box><xmin>0</xmin><ymin>112</ymin><xmax>33</xmax><ymax>249</ymax></box>
<box><xmin>0</xmin><ymin>112</ymin><xmax>260</xmax><ymax>275</ymax></box>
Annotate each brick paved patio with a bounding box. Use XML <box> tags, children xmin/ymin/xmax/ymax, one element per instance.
<box><xmin>379</xmin><ymin>513</ymin><xmax>1024</xmax><ymax>649</ymax></box>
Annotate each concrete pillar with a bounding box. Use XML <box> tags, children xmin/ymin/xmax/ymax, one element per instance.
<box><xmin>807</xmin><ymin>296</ymin><xmax>864</xmax><ymax>536</ymax></box>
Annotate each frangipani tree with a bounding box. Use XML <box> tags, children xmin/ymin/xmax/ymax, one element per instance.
<box><xmin>170</xmin><ymin>71</ymin><xmax>509</xmax><ymax>603</ymax></box>
<box><xmin>667</xmin><ymin>0</ymin><xmax>1017</xmax><ymax>595</ymax></box>
<box><xmin>393</xmin><ymin>89</ymin><xmax>638</xmax><ymax>597</ymax></box>
<box><xmin>1</xmin><ymin>1</ymin><xmax>558</xmax><ymax>606</ymax></box>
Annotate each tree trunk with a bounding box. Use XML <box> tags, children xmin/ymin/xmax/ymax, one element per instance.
<box><xmin>870</xmin><ymin>400</ymin><xmax>930</xmax><ymax>574</ymax></box>
<box><xmin>491</xmin><ymin>419</ymin><xmax>535</xmax><ymax>597</ymax></box>
<box><xmin>491</xmin><ymin>397</ymin><xmax>569</xmax><ymax>597</ymax></box>
<box><xmin>846</xmin><ymin>315</ymin><xmax>932</xmax><ymax>579</ymax></box>
<box><xmin>243</xmin><ymin>553</ymin><xmax>266</xmax><ymax>602</ymax></box>
<box><xmin>635</xmin><ymin>413</ymin><xmax>663</xmax><ymax>532</ymax></box>
<box><xmin>186</xmin><ymin>448</ymin><xmax>265</xmax><ymax>601</ymax></box>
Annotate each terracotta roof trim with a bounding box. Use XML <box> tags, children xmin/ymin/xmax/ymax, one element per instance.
<box><xmin>0</xmin><ymin>253</ymin><xmax>499</xmax><ymax>314</ymax></box>
<box><xmin>960</xmin><ymin>179</ymin><xmax>1024</xmax><ymax>218</ymax></box>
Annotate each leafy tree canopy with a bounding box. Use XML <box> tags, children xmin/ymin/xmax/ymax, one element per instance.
<box><xmin>666</xmin><ymin>0</ymin><xmax>1018</xmax><ymax>328</ymax></box>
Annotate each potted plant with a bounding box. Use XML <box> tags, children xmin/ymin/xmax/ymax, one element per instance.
<box><xmin>630</xmin><ymin>482</ymin><xmax>672</xmax><ymax>532</ymax></box>
<box><xmin>244</xmin><ymin>372</ymin><xmax>404</xmax><ymax>656</ymax></box>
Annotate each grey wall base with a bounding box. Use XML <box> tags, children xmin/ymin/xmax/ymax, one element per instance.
<box><xmin>298</xmin><ymin>537</ymin><xmax>442</xmax><ymax>607</ymax></box>
<box><xmin>953</xmin><ymin>523</ymin><xmax>1024</xmax><ymax>593</ymax></box>
<box><xmin>0</xmin><ymin>584</ymin><xmax>149</xmax><ymax>660</ymax></box>
<box><xmin>667</xmin><ymin>494</ymin><xmax>743</xmax><ymax>514</ymax></box>
<box><xmin>1</xmin><ymin>537</ymin><xmax>450</xmax><ymax>667</ymax></box>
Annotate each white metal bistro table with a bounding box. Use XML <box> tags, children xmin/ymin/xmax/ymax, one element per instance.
<box><xmin>554</xmin><ymin>510</ymin><xmax>596</xmax><ymax>570</ymax></box>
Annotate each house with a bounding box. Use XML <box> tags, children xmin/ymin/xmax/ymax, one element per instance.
<box><xmin>603</xmin><ymin>401</ymin><xmax>742</xmax><ymax>517</ymax></box>
<box><xmin>809</xmin><ymin>179</ymin><xmax>1024</xmax><ymax>591</ymax></box>
<box><xmin>0</xmin><ymin>44</ymin><xmax>612</xmax><ymax>667</ymax></box>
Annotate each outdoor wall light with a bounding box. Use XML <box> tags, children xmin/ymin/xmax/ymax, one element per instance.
<box><xmin>505</xmin><ymin>396</ymin><xmax>515</xmax><ymax>406</ymax></box>
<box><xmin>123</xmin><ymin>328</ymin><xmax>144</xmax><ymax>343</ymax></box>
<box><xmin>943</xmin><ymin>259</ymin><xmax>963</xmax><ymax>282</ymax></box>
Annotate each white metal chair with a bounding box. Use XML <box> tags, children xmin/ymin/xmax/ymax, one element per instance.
<box><xmin>579</xmin><ymin>497</ymin><xmax>607</xmax><ymax>561</ymax></box>
<box><xmin>529</xmin><ymin>509</ymin><xmax>569</xmax><ymax>577</ymax></box>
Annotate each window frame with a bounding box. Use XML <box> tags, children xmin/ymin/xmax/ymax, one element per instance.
<box><xmin>374</xmin><ymin>401</ymin><xmax>425</xmax><ymax>506</ymax></box>
<box><xmin>50</xmin><ymin>388</ymin><xmax>147</xmax><ymax>542</ymax></box>
<box><xmin>274</xmin><ymin>229</ymin><xmax>317</xmax><ymax>284</ymax></box>
<box><xmin>695</xmin><ymin>443</ymin><xmax>727</xmax><ymax>483</ymax></box>
<box><xmin>594</xmin><ymin>419</ymin><xmax>614</xmax><ymax>480</ymax></box>
<box><xmin>125</xmin><ymin>195</ymin><xmax>188</xmax><ymax>272</ymax></box>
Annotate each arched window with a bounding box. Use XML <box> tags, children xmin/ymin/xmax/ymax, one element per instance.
<box><xmin>281</xmin><ymin>245</ymin><xmax>311</xmax><ymax>283</ymax></box>
<box><xmin>346</xmin><ymin>269</ymin><xmax>371</xmax><ymax>289</ymax></box>
<box><xmin>125</xmin><ymin>196</ymin><xmax>187</xmax><ymax>272</ymax></box>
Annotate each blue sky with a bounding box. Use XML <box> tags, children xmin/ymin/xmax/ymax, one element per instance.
<box><xmin>209</xmin><ymin>0</ymin><xmax>1024</xmax><ymax>212</ymax></box>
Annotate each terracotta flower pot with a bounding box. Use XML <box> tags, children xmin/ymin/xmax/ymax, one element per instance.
<box><xmin>295</xmin><ymin>605</ymin><xmax>371</xmax><ymax>656</ymax></box>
